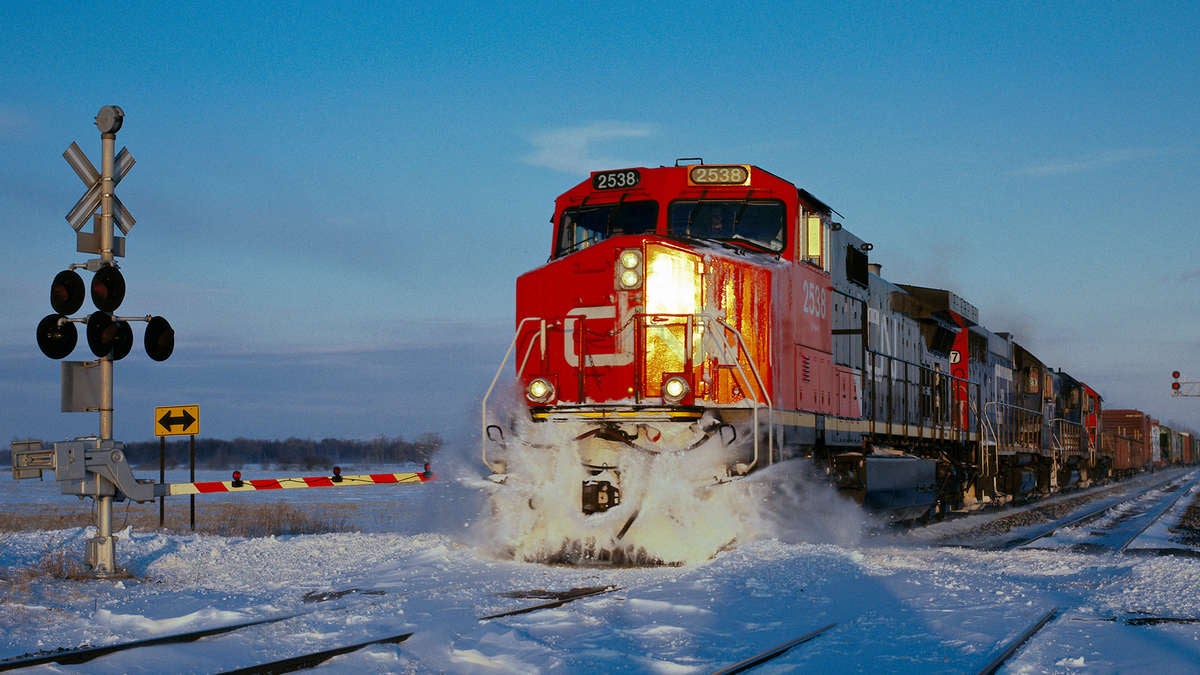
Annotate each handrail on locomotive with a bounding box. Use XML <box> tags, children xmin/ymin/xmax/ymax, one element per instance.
<box><xmin>859</xmin><ymin>349</ymin><xmax>981</xmax><ymax>445</ymax></box>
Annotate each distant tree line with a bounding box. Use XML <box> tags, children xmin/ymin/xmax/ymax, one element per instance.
<box><xmin>123</xmin><ymin>434</ymin><xmax>442</xmax><ymax>470</ymax></box>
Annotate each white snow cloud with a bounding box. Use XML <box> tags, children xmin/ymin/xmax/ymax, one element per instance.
<box><xmin>523</xmin><ymin>121</ymin><xmax>656</xmax><ymax>174</ymax></box>
<box><xmin>1011</xmin><ymin>147</ymin><xmax>1179</xmax><ymax>177</ymax></box>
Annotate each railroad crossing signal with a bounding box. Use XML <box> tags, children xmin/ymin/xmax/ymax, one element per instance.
<box><xmin>22</xmin><ymin>105</ymin><xmax>179</xmax><ymax>577</ymax></box>
<box><xmin>155</xmin><ymin>405</ymin><xmax>200</xmax><ymax>436</ymax></box>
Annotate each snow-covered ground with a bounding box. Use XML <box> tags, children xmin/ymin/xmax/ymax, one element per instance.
<box><xmin>2</xmin><ymin>456</ymin><xmax>1200</xmax><ymax>674</ymax></box>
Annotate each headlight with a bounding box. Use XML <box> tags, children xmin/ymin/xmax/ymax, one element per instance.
<box><xmin>526</xmin><ymin>378</ymin><xmax>555</xmax><ymax>404</ymax></box>
<box><xmin>645</xmin><ymin>248</ymin><xmax>699</xmax><ymax>315</ymax></box>
<box><xmin>616</xmin><ymin>249</ymin><xmax>643</xmax><ymax>290</ymax></box>
<box><xmin>662</xmin><ymin>375</ymin><xmax>691</xmax><ymax>403</ymax></box>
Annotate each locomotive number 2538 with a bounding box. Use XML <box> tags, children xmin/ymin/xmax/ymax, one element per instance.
<box><xmin>592</xmin><ymin>169</ymin><xmax>640</xmax><ymax>190</ymax></box>
<box><xmin>802</xmin><ymin>280</ymin><xmax>827</xmax><ymax>318</ymax></box>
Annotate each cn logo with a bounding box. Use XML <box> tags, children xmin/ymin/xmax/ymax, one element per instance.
<box><xmin>564</xmin><ymin>302</ymin><xmax>634</xmax><ymax>367</ymax></box>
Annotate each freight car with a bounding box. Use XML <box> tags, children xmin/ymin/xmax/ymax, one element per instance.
<box><xmin>482</xmin><ymin>161</ymin><xmax>1195</xmax><ymax>562</ymax></box>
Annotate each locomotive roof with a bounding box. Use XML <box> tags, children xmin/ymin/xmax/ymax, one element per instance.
<box><xmin>896</xmin><ymin>285</ymin><xmax>980</xmax><ymax>325</ymax></box>
<box><xmin>797</xmin><ymin>188</ymin><xmax>835</xmax><ymax>216</ymax></box>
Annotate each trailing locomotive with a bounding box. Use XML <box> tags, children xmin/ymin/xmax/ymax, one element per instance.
<box><xmin>481</xmin><ymin>161</ymin><xmax>1193</xmax><ymax>563</ymax></box>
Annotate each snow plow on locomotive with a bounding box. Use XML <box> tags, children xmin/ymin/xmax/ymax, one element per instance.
<box><xmin>481</xmin><ymin>160</ymin><xmax>1187</xmax><ymax>563</ymax></box>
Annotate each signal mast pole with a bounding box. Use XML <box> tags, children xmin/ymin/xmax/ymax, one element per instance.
<box><xmin>94</xmin><ymin>106</ymin><xmax>123</xmax><ymax>574</ymax></box>
<box><xmin>97</xmin><ymin>106</ymin><xmax>120</xmax><ymax>442</ymax></box>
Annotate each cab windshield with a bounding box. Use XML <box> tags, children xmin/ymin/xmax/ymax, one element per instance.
<box><xmin>667</xmin><ymin>200</ymin><xmax>786</xmax><ymax>253</ymax></box>
<box><xmin>555</xmin><ymin>200</ymin><xmax>658</xmax><ymax>258</ymax></box>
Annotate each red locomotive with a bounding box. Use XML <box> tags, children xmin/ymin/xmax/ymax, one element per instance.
<box><xmin>481</xmin><ymin>161</ymin><xmax>1195</xmax><ymax>563</ymax></box>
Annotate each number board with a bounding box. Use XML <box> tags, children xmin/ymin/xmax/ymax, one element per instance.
<box><xmin>688</xmin><ymin>164</ymin><xmax>751</xmax><ymax>186</ymax></box>
<box><xmin>592</xmin><ymin>169</ymin><xmax>640</xmax><ymax>190</ymax></box>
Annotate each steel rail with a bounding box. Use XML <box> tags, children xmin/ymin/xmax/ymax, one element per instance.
<box><xmin>710</xmin><ymin>622</ymin><xmax>838</xmax><ymax>674</ymax></box>
<box><xmin>0</xmin><ymin>613</ymin><xmax>299</xmax><ymax>671</ymax></box>
<box><xmin>1118</xmin><ymin>476</ymin><xmax>1198</xmax><ymax>553</ymax></box>
<box><xmin>218</xmin><ymin>631</ymin><xmax>413</xmax><ymax>674</ymax></box>
<box><xmin>976</xmin><ymin>607</ymin><xmax>1059</xmax><ymax>675</ymax></box>
<box><xmin>1000</xmin><ymin>474</ymin><xmax>1191</xmax><ymax>551</ymax></box>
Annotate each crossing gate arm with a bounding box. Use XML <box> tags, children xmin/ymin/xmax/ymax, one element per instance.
<box><xmin>167</xmin><ymin>466</ymin><xmax>435</xmax><ymax>496</ymax></box>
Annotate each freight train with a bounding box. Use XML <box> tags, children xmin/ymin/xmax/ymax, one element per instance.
<box><xmin>481</xmin><ymin>161</ymin><xmax>1195</xmax><ymax>562</ymax></box>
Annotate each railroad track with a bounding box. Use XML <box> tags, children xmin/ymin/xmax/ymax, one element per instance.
<box><xmin>5</xmin><ymin>564</ymin><xmax>1189</xmax><ymax>672</ymax></box>
<box><xmin>0</xmin><ymin>610</ymin><xmax>411</xmax><ymax>673</ymax></box>
<box><xmin>711</xmin><ymin>622</ymin><xmax>838</xmax><ymax>674</ymax></box>
<box><xmin>1001</xmin><ymin>475</ymin><xmax>1197</xmax><ymax>553</ymax></box>
<box><xmin>975</xmin><ymin>607</ymin><xmax>1059</xmax><ymax>675</ymax></box>
<box><xmin>0</xmin><ymin>582</ymin><xmax>621</xmax><ymax>673</ymax></box>
<box><xmin>705</xmin><ymin>608</ymin><xmax>1070</xmax><ymax>673</ymax></box>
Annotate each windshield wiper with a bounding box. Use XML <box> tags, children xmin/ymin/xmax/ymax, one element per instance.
<box><xmin>684</xmin><ymin>191</ymin><xmax>708</xmax><ymax>233</ymax></box>
<box><xmin>606</xmin><ymin>194</ymin><xmax>628</xmax><ymax>235</ymax></box>
<box><xmin>732</xmin><ymin>190</ymin><xmax>754</xmax><ymax>228</ymax></box>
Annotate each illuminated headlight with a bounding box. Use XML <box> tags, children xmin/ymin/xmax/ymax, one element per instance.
<box><xmin>616</xmin><ymin>249</ymin><xmax>643</xmax><ymax>290</ymax></box>
<box><xmin>645</xmin><ymin>249</ymin><xmax>699</xmax><ymax>315</ymax></box>
<box><xmin>662</xmin><ymin>375</ymin><xmax>690</xmax><ymax>403</ymax></box>
<box><xmin>526</xmin><ymin>378</ymin><xmax>555</xmax><ymax>404</ymax></box>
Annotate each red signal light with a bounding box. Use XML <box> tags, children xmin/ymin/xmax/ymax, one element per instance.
<box><xmin>111</xmin><ymin>320</ymin><xmax>133</xmax><ymax>360</ymax></box>
<box><xmin>1173</xmin><ymin>371</ymin><xmax>1182</xmax><ymax>379</ymax></box>
<box><xmin>86</xmin><ymin>312</ymin><xmax>131</xmax><ymax>358</ymax></box>
<box><xmin>51</xmin><ymin>270</ymin><xmax>85</xmax><ymax>315</ymax></box>
<box><xmin>90</xmin><ymin>265</ymin><xmax>125</xmax><ymax>312</ymax></box>
<box><xmin>86</xmin><ymin>311</ymin><xmax>113</xmax><ymax>356</ymax></box>
<box><xmin>36</xmin><ymin>314</ymin><xmax>78</xmax><ymax>359</ymax></box>
<box><xmin>1173</xmin><ymin>381</ymin><xmax>1182</xmax><ymax>391</ymax></box>
<box><xmin>144</xmin><ymin>316</ymin><xmax>175</xmax><ymax>362</ymax></box>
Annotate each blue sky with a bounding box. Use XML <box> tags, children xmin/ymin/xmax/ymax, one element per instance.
<box><xmin>2</xmin><ymin>1</ymin><xmax>1198</xmax><ymax>444</ymax></box>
